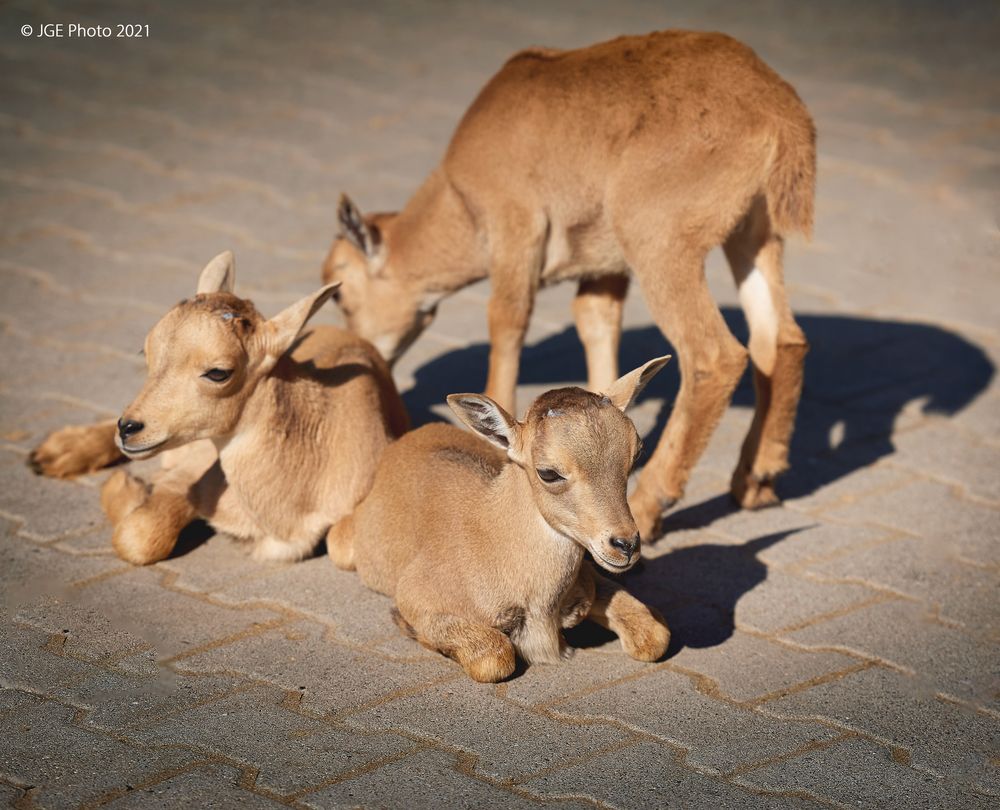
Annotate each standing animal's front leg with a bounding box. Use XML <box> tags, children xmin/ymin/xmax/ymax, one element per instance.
<box><xmin>573</xmin><ymin>274</ymin><xmax>630</xmax><ymax>393</ymax></box>
<box><xmin>586</xmin><ymin>569</ymin><xmax>670</xmax><ymax>662</ymax></box>
<box><xmin>483</xmin><ymin>214</ymin><xmax>545</xmax><ymax>413</ymax></box>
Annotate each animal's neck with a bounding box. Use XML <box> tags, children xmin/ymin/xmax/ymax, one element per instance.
<box><xmin>215</xmin><ymin>371</ymin><xmax>316</xmax><ymax>476</ymax></box>
<box><xmin>502</xmin><ymin>467</ymin><xmax>585</xmax><ymax>594</ymax></box>
<box><xmin>389</xmin><ymin>168</ymin><xmax>487</xmax><ymax>294</ymax></box>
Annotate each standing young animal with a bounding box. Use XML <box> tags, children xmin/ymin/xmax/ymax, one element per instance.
<box><xmin>327</xmin><ymin>356</ymin><xmax>672</xmax><ymax>682</ymax></box>
<box><xmin>323</xmin><ymin>30</ymin><xmax>815</xmax><ymax>538</ymax></box>
<box><xmin>36</xmin><ymin>252</ymin><xmax>408</xmax><ymax>565</ymax></box>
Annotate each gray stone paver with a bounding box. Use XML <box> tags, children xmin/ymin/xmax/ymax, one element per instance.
<box><xmin>1</xmin><ymin>0</ymin><xmax>998</xmax><ymax>807</ymax></box>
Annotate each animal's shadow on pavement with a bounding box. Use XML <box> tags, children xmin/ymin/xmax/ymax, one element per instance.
<box><xmin>565</xmin><ymin>529</ymin><xmax>804</xmax><ymax>656</ymax></box>
<box><xmin>405</xmin><ymin>308</ymin><xmax>993</xmax><ymax>513</ymax></box>
<box><xmin>406</xmin><ymin>310</ymin><xmax>993</xmax><ymax>657</ymax></box>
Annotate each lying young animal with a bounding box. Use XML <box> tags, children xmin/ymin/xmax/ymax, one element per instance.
<box><xmin>52</xmin><ymin>252</ymin><xmax>408</xmax><ymax>564</ymax></box>
<box><xmin>328</xmin><ymin>356</ymin><xmax>672</xmax><ymax>682</ymax></box>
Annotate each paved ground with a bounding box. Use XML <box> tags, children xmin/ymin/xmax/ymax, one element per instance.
<box><xmin>1</xmin><ymin>0</ymin><xmax>998</xmax><ymax>807</ymax></box>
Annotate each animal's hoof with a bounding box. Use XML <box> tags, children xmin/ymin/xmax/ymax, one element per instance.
<box><xmin>28</xmin><ymin>429</ymin><xmax>93</xmax><ymax>478</ymax></box>
<box><xmin>28</xmin><ymin>423</ymin><xmax>120</xmax><ymax>478</ymax></box>
<box><xmin>620</xmin><ymin>605</ymin><xmax>670</xmax><ymax>662</ymax></box>
<box><xmin>462</xmin><ymin>651</ymin><xmax>516</xmax><ymax>683</ymax></box>
<box><xmin>628</xmin><ymin>491</ymin><xmax>676</xmax><ymax>543</ymax></box>
<box><xmin>731</xmin><ymin>469</ymin><xmax>780</xmax><ymax>510</ymax></box>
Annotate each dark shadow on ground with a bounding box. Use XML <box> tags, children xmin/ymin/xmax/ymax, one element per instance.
<box><xmin>404</xmin><ymin>309</ymin><xmax>994</xmax><ymax>523</ymax></box>
<box><xmin>566</xmin><ymin>529</ymin><xmax>806</xmax><ymax>657</ymax></box>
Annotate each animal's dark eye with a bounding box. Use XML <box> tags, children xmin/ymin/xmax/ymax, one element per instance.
<box><xmin>536</xmin><ymin>468</ymin><xmax>565</xmax><ymax>484</ymax></box>
<box><xmin>202</xmin><ymin>368</ymin><xmax>232</xmax><ymax>383</ymax></box>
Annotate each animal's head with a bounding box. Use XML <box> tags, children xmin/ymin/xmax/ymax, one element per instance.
<box><xmin>447</xmin><ymin>356</ymin><xmax>671</xmax><ymax>572</ymax></box>
<box><xmin>115</xmin><ymin>251</ymin><xmax>339</xmax><ymax>459</ymax></box>
<box><xmin>321</xmin><ymin>194</ymin><xmax>436</xmax><ymax>365</ymax></box>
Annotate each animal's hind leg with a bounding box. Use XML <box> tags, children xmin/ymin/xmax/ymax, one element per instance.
<box><xmin>585</xmin><ymin>567</ymin><xmax>670</xmax><ymax>662</ymax></box>
<box><xmin>723</xmin><ymin>201</ymin><xmax>809</xmax><ymax>508</ymax></box>
<box><xmin>29</xmin><ymin>419</ymin><xmax>122</xmax><ymax>479</ymax></box>
<box><xmin>395</xmin><ymin>578</ymin><xmax>515</xmax><ymax>682</ymax></box>
<box><xmin>573</xmin><ymin>274</ymin><xmax>629</xmax><ymax>393</ymax></box>
<box><xmin>623</xmin><ymin>239</ymin><xmax>748</xmax><ymax>539</ymax></box>
<box><xmin>325</xmin><ymin>514</ymin><xmax>356</xmax><ymax>571</ymax></box>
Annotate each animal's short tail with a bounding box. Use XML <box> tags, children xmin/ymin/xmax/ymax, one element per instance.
<box><xmin>765</xmin><ymin>117</ymin><xmax>816</xmax><ymax>237</ymax></box>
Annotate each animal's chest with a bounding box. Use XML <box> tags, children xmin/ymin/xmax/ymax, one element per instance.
<box><xmin>220</xmin><ymin>441</ymin><xmax>322</xmax><ymax>543</ymax></box>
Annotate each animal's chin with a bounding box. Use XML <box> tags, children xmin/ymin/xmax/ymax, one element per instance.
<box><xmin>589</xmin><ymin>546</ymin><xmax>637</xmax><ymax>573</ymax></box>
<box><xmin>118</xmin><ymin>438</ymin><xmax>168</xmax><ymax>459</ymax></box>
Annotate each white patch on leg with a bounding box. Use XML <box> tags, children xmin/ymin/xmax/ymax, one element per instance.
<box><xmin>739</xmin><ymin>267</ymin><xmax>778</xmax><ymax>376</ymax></box>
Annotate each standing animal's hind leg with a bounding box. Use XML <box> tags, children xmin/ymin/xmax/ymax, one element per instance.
<box><xmin>625</xmin><ymin>242</ymin><xmax>748</xmax><ymax>539</ymax></box>
<box><xmin>29</xmin><ymin>419</ymin><xmax>122</xmax><ymax>478</ymax></box>
<box><xmin>573</xmin><ymin>274</ymin><xmax>629</xmax><ymax>393</ymax></box>
<box><xmin>724</xmin><ymin>203</ymin><xmax>808</xmax><ymax>508</ymax></box>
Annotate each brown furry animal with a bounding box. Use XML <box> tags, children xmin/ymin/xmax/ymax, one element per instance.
<box><xmin>323</xmin><ymin>30</ymin><xmax>815</xmax><ymax>538</ymax></box>
<box><xmin>328</xmin><ymin>357</ymin><xmax>672</xmax><ymax>682</ymax></box>
<box><xmin>33</xmin><ymin>252</ymin><xmax>408</xmax><ymax>564</ymax></box>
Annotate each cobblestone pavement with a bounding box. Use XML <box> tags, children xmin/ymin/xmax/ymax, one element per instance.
<box><xmin>1</xmin><ymin>1</ymin><xmax>998</xmax><ymax>807</ymax></box>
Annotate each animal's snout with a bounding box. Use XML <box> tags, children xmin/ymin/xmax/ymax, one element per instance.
<box><xmin>117</xmin><ymin>418</ymin><xmax>144</xmax><ymax>441</ymax></box>
<box><xmin>609</xmin><ymin>533</ymin><xmax>640</xmax><ymax>560</ymax></box>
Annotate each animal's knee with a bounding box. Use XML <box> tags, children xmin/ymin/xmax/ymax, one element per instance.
<box><xmin>617</xmin><ymin>603</ymin><xmax>670</xmax><ymax>663</ymax></box>
<box><xmin>101</xmin><ymin>470</ymin><xmax>149</xmax><ymax>525</ymax></box>
<box><xmin>112</xmin><ymin>507</ymin><xmax>177</xmax><ymax>565</ymax></box>
<box><xmin>688</xmin><ymin>337</ymin><xmax>747</xmax><ymax>395</ymax></box>
<box><xmin>326</xmin><ymin>517</ymin><xmax>356</xmax><ymax>571</ymax></box>
<box><xmin>459</xmin><ymin>632</ymin><xmax>516</xmax><ymax>683</ymax></box>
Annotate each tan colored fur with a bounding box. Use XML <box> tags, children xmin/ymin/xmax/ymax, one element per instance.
<box><xmin>34</xmin><ymin>252</ymin><xmax>407</xmax><ymax>565</ymax></box>
<box><xmin>323</xmin><ymin>30</ymin><xmax>815</xmax><ymax>536</ymax></box>
<box><xmin>328</xmin><ymin>357</ymin><xmax>672</xmax><ymax>682</ymax></box>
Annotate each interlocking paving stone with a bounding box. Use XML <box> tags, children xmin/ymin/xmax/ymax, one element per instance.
<box><xmin>174</xmin><ymin>619</ymin><xmax>450</xmax><ymax>717</ymax></box>
<box><xmin>1</xmin><ymin>0</ymin><xmax>998</xmax><ymax>806</ymax></box>
<box><xmin>0</xmin><ymin>691</ymin><xmax>202</xmax><ymax>808</ymax></box>
<box><xmin>784</xmin><ymin>600</ymin><xmax>1000</xmax><ymax>709</ymax></box>
<box><xmin>343</xmin><ymin>680</ymin><xmax>634</xmax><ymax>783</ymax></box>
<box><xmin>126</xmin><ymin>686</ymin><xmax>418</xmax><ymax>795</ymax></box>
<box><xmin>520</xmin><ymin>739</ymin><xmax>823</xmax><ymax>809</ymax></box>
<box><xmin>67</xmin><ymin>566</ymin><xmax>283</xmax><ymax>661</ymax></box>
<box><xmin>103</xmin><ymin>763</ymin><xmax>288</xmax><ymax>809</ymax></box>
<box><xmin>735</xmin><ymin>736</ymin><xmax>996</xmax><ymax>810</ymax></box>
<box><xmin>800</xmin><ymin>535</ymin><xmax>999</xmax><ymax>628</ymax></box>
<box><xmin>300</xmin><ymin>749</ymin><xmax>598</xmax><ymax>810</ymax></box>
<box><xmin>547</xmin><ymin>667</ymin><xmax>838</xmax><ymax>775</ymax></box>
<box><xmin>765</xmin><ymin>666</ymin><xmax>1000</xmax><ymax>793</ymax></box>
<box><xmin>668</xmin><ymin>632</ymin><xmax>859</xmax><ymax>704</ymax></box>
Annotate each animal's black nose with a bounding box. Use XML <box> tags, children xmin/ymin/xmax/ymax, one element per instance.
<box><xmin>117</xmin><ymin>418</ymin><xmax>144</xmax><ymax>440</ymax></box>
<box><xmin>610</xmin><ymin>534</ymin><xmax>640</xmax><ymax>558</ymax></box>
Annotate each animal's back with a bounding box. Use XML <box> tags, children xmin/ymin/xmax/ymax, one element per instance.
<box><xmin>289</xmin><ymin>326</ymin><xmax>409</xmax><ymax>438</ymax></box>
<box><xmin>445</xmin><ymin>29</ymin><xmax>815</xmax><ymax>236</ymax></box>
<box><xmin>351</xmin><ymin>422</ymin><xmax>507</xmax><ymax>597</ymax></box>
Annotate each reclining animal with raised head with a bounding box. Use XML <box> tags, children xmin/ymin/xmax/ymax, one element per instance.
<box><xmin>327</xmin><ymin>356</ymin><xmax>672</xmax><ymax>682</ymax></box>
<box><xmin>36</xmin><ymin>252</ymin><xmax>408</xmax><ymax>565</ymax></box>
<box><xmin>323</xmin><ymin>30</ymin><xmax>815</xmax><ymax>539</ymax></box>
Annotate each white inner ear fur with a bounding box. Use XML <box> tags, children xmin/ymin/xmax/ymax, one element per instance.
<box><xmin>738</xmin><ymin>267</ymin><xmax>778</xmax><ymax>376</ymax></box>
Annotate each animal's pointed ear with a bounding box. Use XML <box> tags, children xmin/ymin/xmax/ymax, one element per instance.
<box><xmin>196</xmin><ymin>251</ymin><xmax>236</xmax><ymax>294</ymax></box>
<box><xmin>604</xmin><ymin>355</ymin><xmax>671</xmax><ymax>411</ymax></box>
<box><xmin>447</xmin><ymin>394</ymin><xmax>521</xmax><ymax>453</ymax></box>
<box><xmin>337</xmin><ymin>193</ymin><xmax>381</xmax><ymax>261</ymax></box>
<box><xmin>262</xmin><ymin>283</ymin><xmax>341</xmax><ymax>358</ymax></box>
